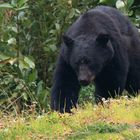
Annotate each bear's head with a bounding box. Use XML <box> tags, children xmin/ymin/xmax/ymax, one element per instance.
<box><xmin>63</xmin><ymin>33</ymin><xmax>114</xmax><ymax>86</ymax></box>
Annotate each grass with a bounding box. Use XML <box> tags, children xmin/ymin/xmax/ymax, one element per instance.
<box><xmin>0</xmin><ymin>95</ymin><xmax>140</xmax><ymax>140</ymax></box>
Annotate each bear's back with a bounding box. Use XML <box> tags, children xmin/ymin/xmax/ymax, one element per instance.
<box><xmin>91</xmin><ymin>6</ymin><xmax>133</xmax><ymax>36</ymax></box>
<box><xmin>93</xmin><ymin>6</ymin><xmax>140</xmax><ymax>43</ymax></box>
<box><xmin>66</xmin><ymin>6</ymin><xmax>140</xmax><ymax>51</ymax></box>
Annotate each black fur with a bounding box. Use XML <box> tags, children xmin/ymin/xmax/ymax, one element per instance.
<box><xmin>51</xmin><ymin>6</ymin><xmax>140</xmax><ymax>113</ymax></box>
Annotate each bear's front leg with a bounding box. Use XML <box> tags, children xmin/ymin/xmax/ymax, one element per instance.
<box><xmin>51</xmin><ymin>55</ymin><xmax>80</xmax><ymax>113</ymax></box>
<box><xmin>94</xmin><ymin>77</ymin><xmax>126</xmax><ymax>104</ymax></box>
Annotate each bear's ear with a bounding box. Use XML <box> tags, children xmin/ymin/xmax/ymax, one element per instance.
<box><xmin>63</xmin><ymin>35</ymin><xmax>74</xmax><ymax>48</ymax></box>
<box><xmin>96</xmin><ymin>33</ymin><xmax>110</xmax><ymax>46</ymax></box>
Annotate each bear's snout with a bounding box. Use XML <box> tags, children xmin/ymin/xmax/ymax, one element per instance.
<box><xmin>78</xmin><ymin>64</ymin><xmax>95</xmax><ymax>86</ymax></box>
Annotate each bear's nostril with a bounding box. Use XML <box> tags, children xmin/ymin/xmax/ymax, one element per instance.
<box><xmin>79</xmin><ymin>80</ymin><xmax>89</xmax><ymax>86</ymax></box>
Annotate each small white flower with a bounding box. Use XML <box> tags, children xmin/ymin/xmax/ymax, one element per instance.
<box><xmin>102</xmin><ymin>98</ymin><xmax>105</xmax><ymax>101</ymax></box>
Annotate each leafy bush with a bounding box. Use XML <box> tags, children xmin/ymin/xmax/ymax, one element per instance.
<box><xmin>79</xmin><ymin>85</ymin><xmax>95</xmax><ymax>104</ymax></box>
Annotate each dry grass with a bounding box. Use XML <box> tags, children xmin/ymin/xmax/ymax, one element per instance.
<box><xmin>0</xmin><ymin>95</ymin><xmax>140</xmax><ymax>140</ymax></box>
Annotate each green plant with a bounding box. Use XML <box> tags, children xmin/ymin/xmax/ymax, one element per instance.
<box><xmin>0</xmin><ymin>0</ymin><xmax>140</xmax><ymax>113</ymax></box>
<box><xmin>0</xmin><ymin>0</ymin><xmax>49</xmax><ymax>113</ymax></box>
<box><xmin>79</xmin><ymin>85</ymin><xmax>95</xmax><ymax>104</ymax></box>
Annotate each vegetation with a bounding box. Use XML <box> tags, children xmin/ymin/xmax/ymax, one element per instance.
<box><xmin>0</xmin><ymin>0</ymin><xmax>140</xmax><ymax>139</ymax></box>
<box><xmin>0</xmin><ymin>96</ymin><xmax>140</xmax><ymax>139</ymax></box>
<box><xmin>0</xmin><ymin>0</ymin><xmax>140</xmax><ymax>112</ymax></box>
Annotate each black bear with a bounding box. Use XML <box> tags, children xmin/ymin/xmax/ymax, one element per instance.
<box><xmin>51</xmin><ymin>6</ymin><xmax>140</xmax><ymax>113</ymax></box>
